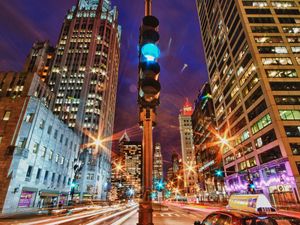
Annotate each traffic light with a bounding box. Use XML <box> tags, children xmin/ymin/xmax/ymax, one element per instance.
<box><xmin>70</xmin><ymin>182</ymin><xmax>76</xmax><ymax>193</ymax></box>
<box><xmin>215</xmin><ymin>169</ymin><xmax>224</xmax><ymax>177</ymax></box>
<box><xmin>248</xmin><ymin>180</ymin><xmax>256</xmax><ymax>194</ymax></box>
<box><xmin>154</xmin><ymin>179</ymin><xmax>165</xmax><ymax>192</ymax></box>
<box><xmin>138</xmin><ymin>15</ymin><xmax>160</xmax><ymax>108</ymax></box>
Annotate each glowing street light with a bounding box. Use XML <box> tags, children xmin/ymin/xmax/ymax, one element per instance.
<box><xmin>116</xmin><ymin>163</ymin><xmax>122</xmax><ymax>171</ymax></box>
<box><xmin>187</xmin><ymin>164</ymin><xmax>195</xmax><ymax>173</ymax></box>
<box><xmin>93</xmin><ymin>139</ymin><xmax>102</xmax><ymax>146</ymax></box>
<box><xmin>220</xmin><ymin>137</ymin><xmax>229</xmax><ymax>145</ymax></box>
<box><xmin>128</xmin><ymin>188</ymin><xmax>135</xmax><ymax>196</ymax></box>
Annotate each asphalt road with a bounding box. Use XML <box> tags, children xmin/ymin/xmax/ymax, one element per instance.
<box><xmin>122</xmin><ymin>203</ymin><xmax>214</xmax><ymax>225</ymax></box>
<box><xmin>0</xmin><ymin>204</ymin><xmax>138</xmax><ymax>225</ymax></box>
<box><xmin>1</xmin><ymin>203</ymin><xmax>299</xmax><ymax>225</ymax></box>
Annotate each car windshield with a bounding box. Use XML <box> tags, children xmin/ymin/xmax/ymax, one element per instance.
<box><xmin>244</xmin><ymin>216</ymin><xmax>300</xmax><ymax>225</ymax></box>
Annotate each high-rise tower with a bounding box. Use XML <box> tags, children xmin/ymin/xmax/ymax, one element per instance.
<box><xmin>48</xmin><ymin>0</ymin><xmax>121</xmax><ymax>199</ymax></box>
<box><xmin>118</xmin><ymin>132</ymin><xmax>143</xmax><ymax>198</ymax></box>
<box><xmin>179</xmin><ymin>98</ymin><xmax>198</xmax><ymax>194</ymax></box>
<box><xmin>153</xmin><ymin>143</ymin><xmax>163</xmax><ymax>181</ymax></box>
<box><xmin>197</xmin><ymin>0</ymin><xmax>300</xmax><ymax>205</ymax></box>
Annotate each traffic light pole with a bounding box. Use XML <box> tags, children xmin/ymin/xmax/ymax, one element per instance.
<box><xmin>137</xmin><ymin>1</ymin><xmax>160</xmax><ymax>224</ymax></box>
<box><xmin>138</xmin><ymin>108</ymin><xmax>155</xmax><ymax>225</ymax></box>
<box><xmin>145</xmin><ymin>0</ymin><xmax>152</xmax><ymax>16</ymax></box>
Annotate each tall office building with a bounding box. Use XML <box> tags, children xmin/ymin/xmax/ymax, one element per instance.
<box><xmin>172</xmin><ymin>152</ymin><xmax>180</xmax><ymax>175</ymax></box>
<box><xmin>197</xmin><ymin>0</ymin><xmax>300</xmax><ymax>205</ymax></box>
<box><xmin>192</xmin><ymin>82</ymin><xmax>225</xmax><ymax>201</ymax></box>
<box><xmin>48</xmin><ymin>0</ymin><xmax>121</xmax><ymax>199</ymax></box>
<box><xmin>179</xmin><ymin>99</ymin><xmax>198</xmax><ymax>194</ymax></box>
<box><xmin>166</xmin><ymin>166</ymin><xmax>173</xmax><ymax>182</ymax></box>
<box><xmin>118</xmin><ymin>132</ymin><xmax>142</xmax><ymax>198</ymax></box>
<box><xmin>23</xmin><ymin>41</ymin><xmax>55</xmax><ymax>81</ymax></box>
<box><xmin>153</xmin><ymin>143</ymin><xmax>163</xmax><ymax>181</ymax></box>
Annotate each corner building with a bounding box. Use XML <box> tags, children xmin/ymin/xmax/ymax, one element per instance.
<box><xmin>197</xmin><ymin>0</ymin><xmax>300</xmax><ymax>205</ymax></box>
<box><xmin>0</xmin><ymin>72</ymin><xmax>79</xmax><ymax>213</ymax></box>
<box><xmin>179</xmin><ymin>99</ymin><xmax>198</xmax><ymax>194</ymax></box>
<box><xmin>192</xmin><ymin>82</ymin><xmax>225</xmax><ymax>201</ymax></box>
<box><xmin>48</xmin><ymin>0</ymin><xmax>121</xmax><ymax>199</ymax></box>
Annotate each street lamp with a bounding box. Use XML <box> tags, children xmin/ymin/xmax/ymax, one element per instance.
<box><xmin>220</xmin><ymin>137</ymin><xmax>229</xmax><ymax>145</ymax></box>
<box><xmin>93</xmin><ymin>139</ymin><xmax>102</xmax><ymax>146</ymax></box>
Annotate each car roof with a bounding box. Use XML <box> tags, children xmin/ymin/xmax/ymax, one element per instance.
<box><xmin>211</xmin><ymin>210</ymin><xmax>257</xmax><ymax>218</ymax></box>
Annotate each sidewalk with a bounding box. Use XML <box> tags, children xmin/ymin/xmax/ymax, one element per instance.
<box><xmin>0</xmin><ymin>209</ymin><xmax>49</xmax><ymax>219</ymax></box>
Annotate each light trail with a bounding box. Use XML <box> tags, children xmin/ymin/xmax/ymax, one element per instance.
<box><xmin>86</xmin><ymin>204</ymin><xmax>138</xmax><ymax>225</ymax></box>
<box><xmin>24</xmin><ymin>206</ymin><xmax>123</xmax><ymax>225</ymax></box>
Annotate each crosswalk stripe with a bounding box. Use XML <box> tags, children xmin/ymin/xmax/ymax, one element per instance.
<box><xmin>154</xmin><ymin>213</ymin><xmax>184</xmax><ymax>217</ymax></box>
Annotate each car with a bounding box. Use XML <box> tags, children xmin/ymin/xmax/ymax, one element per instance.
<box><xmin>194</xmin><ymin>210</ymin><xmax>300</xmax><ymax>225</ymax></box>
<box><xmin>194</xmin><ymin>194</ymin><xmax>300</xmax><ymax>225</ymax></box>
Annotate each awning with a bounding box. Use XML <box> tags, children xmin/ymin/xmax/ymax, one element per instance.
<box><xmin>39</xmin><ymin>190</ymin><xmax>59</xmax><ymax>197</ymax></box>
<box><xmin>60</xmin><ymin>192</ymin><xmax>69</xmax><ymax>196</ymax></box>
<box><xmin>22</xmin><ymin>187</ymin><xmax>38</xmax><ymax>192</ymax></box>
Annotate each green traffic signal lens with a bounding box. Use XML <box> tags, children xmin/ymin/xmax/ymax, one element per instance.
<box><xmin>141</xmin><ymin>43</ymin><xmax>160</xmax><ymax>62</ymax></box>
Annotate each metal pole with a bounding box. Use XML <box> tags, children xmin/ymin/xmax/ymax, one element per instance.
<box><xmin>138</xmin><ymin>108</ymin><xmax>154</xmax><ymax>225</ymax></box>
<box><xmin>145</xmin><ymin>0</ymin><xmax>152</xmax><ymax>16</ymax></box>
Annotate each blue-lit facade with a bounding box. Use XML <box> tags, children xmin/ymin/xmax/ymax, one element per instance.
<box><xmin>2</xmin><ymin>97</ymin><xmax>80</xmax><ymax>213</ymax></box>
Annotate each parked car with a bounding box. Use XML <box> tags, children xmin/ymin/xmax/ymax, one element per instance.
<box><xmin>194</xmin><ymin>194</ymin><xmax>300</xmax><ymax>225</ymax></box>
<box><xmin>194</xmin><ymin>210</ymin><xmax>300</xmax><ymax>225</ymax></box>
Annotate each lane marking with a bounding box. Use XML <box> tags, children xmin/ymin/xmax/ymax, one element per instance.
<box><xmin>110</xmin><ymin>209</ymin><xmax>138</xmax><ymax>225</ymax></box>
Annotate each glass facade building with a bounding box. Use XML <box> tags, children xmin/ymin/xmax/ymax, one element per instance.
<box><xmin>192</xmin><ymin>82</ymin><xmax>225</xmax><ymax>201</ymax></box>
<box><xmin>153</xmin><ymin>143</ymin><xmax>163</xmax><ymax>181</ymax></box>
<box><xmin>196</xmin><ymin>0</ymin><xmax>300</xmax><ymax>205</ymax></box>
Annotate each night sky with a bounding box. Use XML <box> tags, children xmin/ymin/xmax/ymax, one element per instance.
<box><xmin>0</xmin><ymin>0</ymin><xmax>208</xmax><ymax>167</ymax></box>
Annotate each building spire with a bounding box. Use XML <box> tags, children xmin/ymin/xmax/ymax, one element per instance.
<box><xmin>181</xmin><ymin>97</ymin><xmax>193</xmax><ymax>116</ymax></box>
<box><xmin>119</xmin><ymin>130</ymin><xmax>130</xmax><ymax>142</ymax></box>
<box><xmin>78</xmin><ymin>0</ymin><xmax>100</xmax><ymax>10</ymax></box>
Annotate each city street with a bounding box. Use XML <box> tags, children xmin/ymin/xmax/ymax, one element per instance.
<box><xmin>0</xmin><ymin>203</ymin><xmax>212</xmax><ymax>225</ymax></box>
<box><xmin>123</xmin><ymin>203</ymin><xmax>213</xmax><ymax>225</ymax></box>
<box><xmin>1</xmin><ymin>0</ymin><xmax>300</xmax><ymax>224</ymax></box>
<box><xmin>0</xmin><ymin>204</ymin><xmax>138</xmax><ymax>225</ymax></box>
<box><xmin>1</xmin><ymin>202</ymin><xmax>300</xmax><ymax>224</ymax></box>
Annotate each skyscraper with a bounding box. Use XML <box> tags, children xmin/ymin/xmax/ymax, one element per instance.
<box><xmin>118</xmin><ymin>131</ymin><xmax>142</xmax><ymax>198</ymax></box>
<box><xmin>197</xmin><ymin>0</ymin><xmax>300</xmax><ymax>205</ymax></box>
<box><xmin>23</xmin><ymin>41</ymin><xmax>55</xmax><ymax>82</ymax></box>
<box><xmin>192</xmin><ymin>82</ymin><xmax>225</xmax><ymax>201</ymax></box>
<box><xmin>48</xmin><ymin>0</ymin><xmax>121</xmax><ymax>199</ymax></box>
<box><xmin>179</xmin><ymin>98</ymin><xmax>198</xmax><ymax>194</ymax></box>
<box><xmin>153</xmin><ymin>143</ymin><xmax>163</xmax><ymax>181</ymax></box>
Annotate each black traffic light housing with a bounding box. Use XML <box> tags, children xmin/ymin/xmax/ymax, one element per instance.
<box><xmin>248</xmin><ymin>180</ymin><xmax>256</xmax><ymax>194</ymax></box>
<box><xmin>138</xmin><ymin>15</ymin><xmax>160</xmax><ymax>108</ymax></box>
